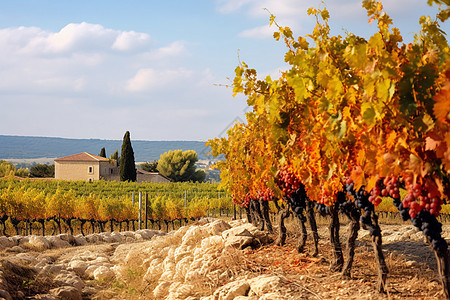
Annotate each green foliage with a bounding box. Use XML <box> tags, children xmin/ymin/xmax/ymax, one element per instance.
<box><xmin>14</xmin><ymin>168</ymin><xmax>29</xmax><ymax>178</ymax></box>
<box><xmin>30</xmin><ymin>164</ymin><xmax>54</xmax><ymax>178</ymax></box>
<box><xmin>99</xmin><ymin>147</ymin><xmax>106</xmax><ymax>158</ymax></box>
<box><xmin>119</xmin><ymin>131</ymin><xmax>136</xmax><ymax>182</ymax></box>
<box><xmin>110</xmin><ymin>149</ymin><xmax>119</xmax><ymax>161</ymax></box>
<box><xmin>427</xmin><ymin>0</ymin><xmax>450</xmax><ymax>21</ymax></box>
<box><xmin>157</xmin><ymin>150</ymin><xmax>205</xmax><ymax>182</ymax></box>
<box><xmin>139</xmin><ymin>160</ymin><xmax>158</xmax><ymax>172</ymax></box>
<box><xmin>0</xmin><ymin>160</ymin><xmax>15</xmax><ymax>177</ymax></box>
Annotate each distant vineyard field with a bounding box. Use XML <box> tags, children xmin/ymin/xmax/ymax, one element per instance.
<box><xmin>0</xmin><ymin>178</ymin><xmax>233</xmax><ymax>236</ymax></box>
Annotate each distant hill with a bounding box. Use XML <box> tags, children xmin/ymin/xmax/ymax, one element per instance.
<box><xmin>0</xmin><ymin>135</ymin><xmax>212</xmax><ymax>162</ymax></box>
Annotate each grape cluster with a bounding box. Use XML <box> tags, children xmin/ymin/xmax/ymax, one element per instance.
<box><xmin>416</xmin><ymin>210</ymin><xmax>448</xmax><ymax>251</ymax></box>
<box><xmin>241</xmin><ymin>195</ymin><xmax>252</xmax><ymax>208</ymax></box>
<box><xmin>368</xmin><ymin>177</ymin><xmax>400</xmax><ymax>206</ymax></box>
<box><xmin>314</xmin><ymin>202</ymin><xmax>329</xmax><ymax>215</ymax></box>
<box><xmin>337</xmin><ymin>191</ymin><xmax>354</xmax><ymax>214</ymax></box>
<box><xmin>286</xmin><ymin>186</ymin><xmax>307</xmax><ymax>216</ymax></box>
<box><xmin>345</xmin><ymin>180</ymin><xmax>375</xmax><ymax>229</ymax></box>
<box><xmin>257</xmin><ymin>188</ymin><xmax>274</xmax><ymax>202</ymax></box>
<box><xmin>277</xmin><ymin>166</ymin><xmax>302</xmax><ymax>199</ymax></box>
<box><xmin>402</xmin><ymin>176</ymin><xmax>442</xmax><ymax>218</ymax></box>
<box><xmin>277</xmin><ymin>166</ymin><xmax>309</xmax><ymax>216</ymax></box>
<box><xmin>371</xmin><ymin>176</ymin><xmax>447</xmax><ymax>252</ymax></box>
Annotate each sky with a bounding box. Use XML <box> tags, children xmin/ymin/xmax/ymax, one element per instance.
<box><xmin>0</xmin><ymin>0</ymin><xmax>448</xmax><ymax>141</ymax></box>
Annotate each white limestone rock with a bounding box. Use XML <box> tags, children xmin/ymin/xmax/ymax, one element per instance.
<box><xmin>222</xmin><ymin>227</ymin><xmax>256</xmax><ymax>249</ymax></box>
<box><xmin>46</xmin><ymin>236</ymin><xmax>70</xmax><ymax>248</ymax></box>
<box><xmin>248</xmin><ymin>275</ymin><xmax>284</xmax><ymax>297</ymax></box>
<box><xmin>153</xmin><ymin>281</ymin><xmax>172</xmax><ymax>299</ymax></box>
<box><xmin>0</xmin><ymin>236</ymin><xmax>16</xmax><ymax>250</ymax></box>
<box><xmin>54</xmin><ymin>271</ymin><xmax>85</xmax><ymax>292</ymax></box>
<box><xmin>93</xmin><ymin>266</ymin><xmax>115</xmax><ymax>281</ymax></box>
<box><xmin>213</xmin><ymin>279</ymin><xmax>250</xmax><ymax>300</ymax></box>
<box><xmin>49</xmin><ymin>286</ymin><xmax>82</xmax><ymax>300</ymax></box>
<box><xmin>67</xmin><ymin>260</ymin><xmax>89</xmax><ymax>277</ymax></box>
<box><xmin>27</xmin><ymin>235</ymin><xmax>50</xmax><ymax>250</ymax></box>
<box><xmin>73</xmin><ymin>235</ymin><xmax>87</xmax><ymax>246</ymax></box>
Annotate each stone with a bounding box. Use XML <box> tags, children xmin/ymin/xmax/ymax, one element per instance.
<box><xmin>57</xmin><ymin>233</ymin><xmax>75</xmax><ymax>245</ymax></box>
<box><xmin>10</xmin><ymin>253</ymin><xmax>37</xmax><ymax>265</ymax></box>
<box><xmin>84</xmin><ymin>265</ymin><xmax>99</xmax><ymax>279</ymax></box>
<box><xmin>222</xmin><ymin>227</ymin><xmax>256</xmax><ymax>249</ymax></box>
<box><xmin>109</xmin><ymin>232</ymin><xmax>123</xmax><ymax>242</ymax></box>
<box><xmin>92</xmin><ymin>256</ymin><xmax>110</xmax><ymax>264</ymax></box>
<box><xmin>46</xmin><ymin>236</ymin><xmax>70</xmax><ymax>248</ymax></box>
<box><xmin>121</xmin><ymin>231</ymin><xmax>135</xmax><ymax>238</ymax></box>
<box><xmin>50</xmin><ymin>286</ymin><xmax>82</xmax><ymax>300</ymax></box>
<box><xmin>0</xmin><ymin>236</ymin><xmax>15</xmax><ymax>250</ymax></box>
<box><xmin>213</xmin><ymin>280</ymin><xmax>250</xmax><ymax>300</ymax></box>
<box><xmin>73</xmin><ymin>235</ymin><xmax>87</xmax><ymax>246</ymax></box>
<box><xmin>67</xmin><ymin>260</ymin><xmax>89</xmax><ymax>277</ymax></box>
<box><xmin>40</xmin><ymin>264</ymin><xmax>64</xmax><ymax>275</ymax></box>
<box><xmin>28</xmin><ymin>235</ymin><xmax>50</xmax><ymax>250</ymax></box>
<box><xmin>32</xmin><ymin>294</ymin><xmax>59</xmax><ymax>300</ymax></box>
<box><xmin>17</xmin><ymin>236</ymin><xmax>30</xmax><ymax>246</ymax></box>
<box><xmin>84</xmin><ymin>234</ymin><xmax>100</xmax><ymax>243</ymax></box>
<box><xmin>153</xmin><ymin>281</ymin><xmax>171</xmax><ymax>299</ymax></box>
<box><xmin>258</xmin><ymin>293</ymin><xmax>286</xmax><ymax>300</ymax></box>
<box><xmin>181</xmin><ymin>226</ymin><xmax>210</xmax><ymax>247</ymax></box>
<box><xmin>5</xmin><ymin>246</ymin><xmax>24</xmax><ymax>253</ymax></box>
<box><xmin>0</xmin><ymin>289</ymin><xmax>12</xmax><ymax>300</ymax></box>
<box><xmin>54</xmin><ymin>272</ymin><xmax>85</xmax><ymax>292</ymax></box>
<box><xmin>93</xmin><ymin>266</ymin><xmax>114</xmax><ymax>281</ymax></box>
<box><xmin>99</xmin><ymin>232</ymin><xmax>116</xmax><ymax>243</ymax></box>
<box><xmin>248</xmin><ymin>275</ymin><xmax>283</xmax><ymax>296</ymax></box>
<box><xmin>166</xmin><ymin>282</ymin><xmax>195</xmax><ymax>299</ymax></box>
<box><xmin>206</xmin><ymin>219</ymin><xmax>231</xmax><ymax>236</ymax></box>
<box><xmin>135</xmin><ymin>229</ymin><xmax>164</xmax><ymax>240</ymax></box>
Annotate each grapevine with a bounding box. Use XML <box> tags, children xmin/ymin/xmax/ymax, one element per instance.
<box><xmin>0</xmin><ymin>178</ymin><xmax>230</xmax><ymax>236</ymax></box>
<box><xmin>208</xmin><ymin>0</ymin><xmax>450</xmax><ymax>297</ymax></box>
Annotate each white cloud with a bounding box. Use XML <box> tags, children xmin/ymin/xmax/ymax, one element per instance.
<box><xmin>126</xmin><ymin>68</ymin><xmax>194</xmax><ymax>92</ymax></box>
<box><xmin>0</xmin><ymin>23</ymin><xmax>189</xmax><ymax>96</ymax></box>
<box><xmin>215</xmin><ymin>0</ymin><xmax>255</xmax><ymax>13</ymax></box>
<box><xmin>149</xmin><ymin>41</ymin><xmax>187</xmax><ymax>60</ymax></box>
<box><xmin>0</xmin><ymin>22</ymin><xmax>152</xmax><ymax>56</ymax></box>
<box><xmin>238</xmin><ymin>24</ymin><xmax>274</xmax><ymax>39</ymax></box>
<box><xmin>112</xmin><ymin>30</ymin><xmax>151</xmax><ymax>52</ymax></box>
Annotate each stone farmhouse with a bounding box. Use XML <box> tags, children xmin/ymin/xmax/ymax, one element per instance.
<box><xmin>54</xmin><ymin>152</ymin><xmax>170</xmax><ymax>183</ymax></box>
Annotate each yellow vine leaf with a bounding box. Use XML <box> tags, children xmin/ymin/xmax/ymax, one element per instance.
<box><xmin>386</xmin><ymin>131</ymin><xmax>397</xmax><ymax>149</ymax></box>
<box><xmin>366</xmin><ymin>175</ymin><xmax>378</xmax><ymax>192</ymax></box>
<box><xmin>357</xmin><ymin>149</ymin><xmax>366</xmax><ymax>167</ymax></box>
<box><xmin>433</xmin><ymin>72</ymin><xmax>450</xmax><ymax>123</ymax></box>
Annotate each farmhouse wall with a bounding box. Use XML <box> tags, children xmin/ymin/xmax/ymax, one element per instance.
<box><xmin>55</xmin><ymin>161</ymin><xmax>100</xmax><ymax>181</ymax></box>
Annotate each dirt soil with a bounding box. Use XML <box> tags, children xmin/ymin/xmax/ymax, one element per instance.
<box><xmin>240</xmin><ymin>224</ymin><xmax>444</xmax><ymax>299</ymax></box>
<box><xmin>0</xmin><ymin>221</ymin><xmax>448</xmax><ymax>300</ymax></box>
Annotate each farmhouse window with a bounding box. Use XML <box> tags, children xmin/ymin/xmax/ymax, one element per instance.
<box><xmin>88</xmin><ymin>166</ymin><xmax>93</xmax><ymax>174</ymax></box>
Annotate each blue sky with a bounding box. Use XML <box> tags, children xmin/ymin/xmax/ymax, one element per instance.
<box><xmin>0</xmin><ymin>0</ymin><xmax>447</xmax><ymax>141</ymax></box>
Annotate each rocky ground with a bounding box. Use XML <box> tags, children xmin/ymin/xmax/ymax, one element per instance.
<box><xmin>0</xmin><ymin>217</ymin><xmax>448</xmax><ymax>300</ymax></box>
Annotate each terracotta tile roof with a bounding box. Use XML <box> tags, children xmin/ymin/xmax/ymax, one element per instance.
<box><xmin>54</xmin><ymin>152</ymin><xmax>110</xmax><ymax>162</ymax></box>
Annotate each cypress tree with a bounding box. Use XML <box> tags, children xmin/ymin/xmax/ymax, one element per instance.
<box><xmin>119</xmin><ymin>131</ymin><xmax>136</xmax><ymax>182</ymax></box>
<box><xmin>110</xmin><ymin>149</ymin><xmax>119</xmax><ymax>161</ymax></box>
<box><xmin>99</xmin><ymin>147</ymin><xmax>106</xmax><ymax>158</ymax></box>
